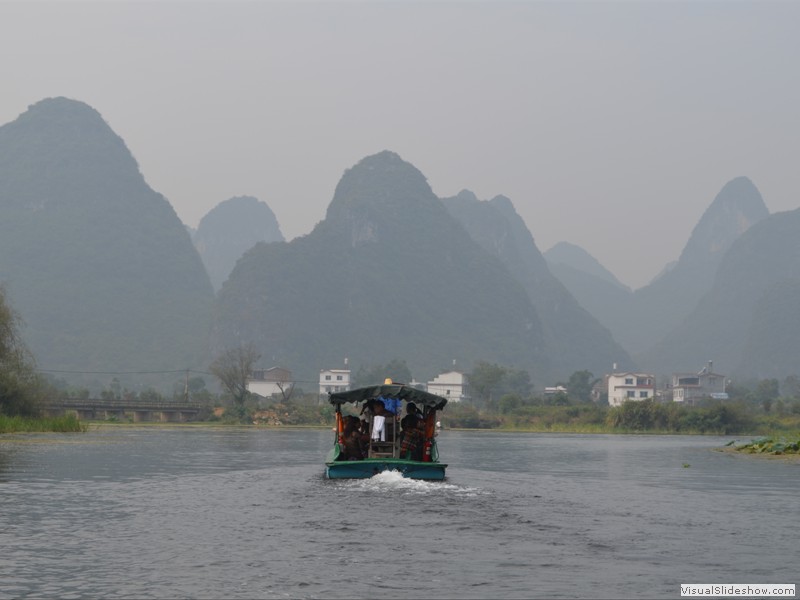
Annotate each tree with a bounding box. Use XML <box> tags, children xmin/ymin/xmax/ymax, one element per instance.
<box><xmin>187</xmin><ymin>376</ymin><xmax>206</xmax><ymax>393</ymax></box>
<box><xmin>0</xmin><ymin>286</ymin><xmax>42</xmax><ymax>416</ymax></box>
<box><xmin>467</xmin><ymin>362</ymin><xmax>507</xmax><ymax>407</ymax></box>
<box><xmin>754</xmin><ymin>378</ymin><xmax>780</xmax><ymax>413</ymax></box>
<box><xmin>209</xmin><ymin>343</ymin><xmax>261</xmax><ymax>420</ymax></box>
<box><xmin>567</xmin><ymin>370</ymin><xmax>599</xmax><ymax>404</ymax></box>
<box><xmin>273</xmin><ymin>373</ymin><xmax>295</xmax><ymax>403</ymax></box>
<box><xmin>353</xmin><ymin>359</ymin><xmax>412</xmax><ymax>387</ymax></box>
<box><xmin>504</xmin><ymin>368</ymin><xmax>532</xmax><ymax>397</ymax></box>
<box><xmin>781</xmin><ymin>375</ymin><xmax>800</xmax><ymax>400</ymax></box>
<box><xmin>498</xmin><ymin>393</ymin><xmax>522</xmax><ymax>414</ymax></box>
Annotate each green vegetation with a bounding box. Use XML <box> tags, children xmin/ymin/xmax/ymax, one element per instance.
<box><xmin>606</xmin><ymin>399</ymin><xmax>753</xmax><ymax>434</ymax></box>
<box><xmin>445</xmin><ymin>398</ymin><xmax>747</xmax><ymax>434</ymax></box>
<box><xmin>443</xmin><ymin>369</ymin><xmax>800</xmax><ymax>435</ymax></box>
<box><xmin>733</xmin><ymin>436</ymin><xmax>800</xmax><ymax>455</ymax></box>
<box><xmin>1</xmin><ymin>285</ymin><xmax>44</xmax><ymax>418</ymax></box>
<box><xmin>207</xmin><ymin>369</ymin><xmax>800</xmax><ymax>434</ymax></box>
<box><xmin>467</xmin><ymin>361</ymin><xmax>532</xmax><ymax>410</ymax></box>
<box><xmin>209</xmin><ymin>343</ymin><xmax>262</xmax><ymax>423</ymax></box>
<box><xmin>21</xmin><ymin>367</ymin><xmax>800</xmax><ymax>437</ymax></box>
<box><xmin>444</xmin><ymin>399</ymin><xmax>800</xmax><ymax>435</ymax></box>
<box><xmin>95</xmin><ymin>367</ymin><xmax>799</xmax><ymax>436</ymax></box>
<box><xmin>0</xmin><ymin>414</ymin><xmax>85</xmax><ymax>433</ymax></box>
<box><xmin>1</xmin><ymin>287</ymin><xmax>87</xmax><ymax>433</ymax></box>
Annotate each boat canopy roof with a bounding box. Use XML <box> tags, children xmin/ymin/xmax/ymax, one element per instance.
<box><xmin>328</xmin><ymin>384</ymin><xmax>448</xmax><ymax>411</ymax></box>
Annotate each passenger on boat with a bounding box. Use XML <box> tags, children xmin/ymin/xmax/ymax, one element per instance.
<box><xmin>399</xmin><ymin>414</ymin><xmax>424</xmax><ymax>461</ymax></box>
<box><xmin>378</xmin><ymin>395</ymin><xmax>401</xmax><ymax>415</ymax></box>
<box><xmin>371</xmin><ymin>400</ymin><xmax>387</xmax><ymax>441</ymax></box>
<box><xmin>360</xmin><ymin>399</ymin><xmax>379</xmax><ymax>423</ymax></box>
<box><xmin>405</xmin><ymin>402</ymin><xmax>424</xmax><ymax>420</ymax></box>
<box><xmin>342</xmin><ymin>415</ymin><xmax>366</xmax><ymax>460</ymax></box>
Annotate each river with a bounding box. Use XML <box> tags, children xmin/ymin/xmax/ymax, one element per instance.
<box><xmin>0</xmin><ymin>427</ymin><xmax>797</xmax><ymax>599</ymax></box>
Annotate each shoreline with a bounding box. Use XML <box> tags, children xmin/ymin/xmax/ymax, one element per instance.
<box><xmin>1</xmin><ymin>420</ymin><xmax>774</xmax><ymax>437</ymax></box>
<box><xmin>3</xmin><ymin>418</ymin><xmax>796</xmax><ymax>442</ymax></box>
<box><xmin>715</xmin><ymin>445</ymin><xmax>800</xmax><ymax>462</ymax></box>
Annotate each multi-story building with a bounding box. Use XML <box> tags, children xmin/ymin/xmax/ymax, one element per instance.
<box><xmin>426</xmin><ymin>370</ymin><xmax>467</xmax><ymax>403</ymax></box>
<box><xmin>672</xmin><ymin>361</ymin><xmax>727</xmax><ymax>404</ymax></box>
<box><xmin>319</xmin><ymin>368</ymin><xmax>351</xmax><ymax>396</ymax></box>
<box><xmin>607</xmin><ymin>371</ymin><xmax>656</xmax><ymax>407</ymax></box>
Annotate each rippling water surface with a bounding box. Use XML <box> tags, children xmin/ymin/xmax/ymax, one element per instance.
<box><xmin>1</xmin><ymin>427</ymin><xmax>797</xmax><ymax>599</ymax></box>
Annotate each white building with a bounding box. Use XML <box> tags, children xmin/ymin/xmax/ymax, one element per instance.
<box><xmin>247</xmin><ymin>366</ymin><xmax>294</xmax><ymax>400</ymax></box>
<box><xmin>426</xmin><ymin>370</ymin><xmax>467</xmax><ymax>402</ymax></box>
<box><xmin>544</xmin><ymin>385</ymin><xmax>567</xmax><ymax>397</ymax></box>
<box><xmin>672</xmin><ymin>361</ymin><xmax>727</xmax><ymax>404</ymax></box>
<box><xmin>319</xmin><ymin>368</ymin><xmax>351</xmax><ymax>396</ymax></box>
<box><xmin>607</xmin><ymin>372</ymin><xmax>655</xmax><ymax>407</ymax></box>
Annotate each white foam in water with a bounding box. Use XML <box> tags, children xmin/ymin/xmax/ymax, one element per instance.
<box><xmin>370</xmin><ymin>469</ymin><xmax>407</xmax><ymax>484</ymax></box>
<box><xmin>352</xmin><ymin>469</ymin><xmax>480</xmax><ymax>496</ymax></box>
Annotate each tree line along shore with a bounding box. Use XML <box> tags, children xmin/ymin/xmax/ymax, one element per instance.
<box><xmin>4</xmin><ymin>282</ymin><xmax>800</xmax><ymax>446</ymax></box>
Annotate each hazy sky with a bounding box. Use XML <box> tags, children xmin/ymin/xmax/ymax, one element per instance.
<box><xmin>2</xmin><ymin>1</ymin><xmax>798</xmax><ymax>289</ymax></box>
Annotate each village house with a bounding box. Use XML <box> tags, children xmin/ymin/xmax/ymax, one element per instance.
<box><xmin>671</xmin><ymin>361</ymin><xmax>727</xmax><ymax>404</ymax></box>
<box><xmin>544</xmin><ymin>385</ymin><xmax>568</xmax><ymax>397</ymax></box>
<box><xmin>247</xmin><ymin>366</ymin><xmax>294</xmax><ymax>401</ymax></box>
<box><xmin>607</xmin><ymin>371</ymin><xmax>656</xmax><ymax>407</ymax></box>
<box><xmin>319</xmin><ymin>368</ymin><xmax>351</xmax><ymax>397</ymax></box>
<box><xmin>426</xmin><ymin>370</ymin><xmax>467</xmax><ymax>403</ymax></box>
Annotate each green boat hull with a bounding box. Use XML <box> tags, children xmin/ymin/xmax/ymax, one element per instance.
<box><xmin>326</xmin><ymin>458</ymin><xmax>447</xmax><ymax>480</ymax></box>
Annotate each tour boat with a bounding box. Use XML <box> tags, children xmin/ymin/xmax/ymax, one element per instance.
<box><xmin>325</xmin><ymin>382</ymin><xmax>448</xmax><ymax>480</ymax></box>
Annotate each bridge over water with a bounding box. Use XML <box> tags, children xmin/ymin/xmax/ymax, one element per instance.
<box><xmin>44</xmin><ymin>398</ymin><xmax>205</xmax><ymax>422</ymax></box>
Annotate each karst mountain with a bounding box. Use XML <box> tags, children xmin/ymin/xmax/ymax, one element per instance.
<box><xmin>0</xmin><ymin>97</ymin><xmax>214</xmax><ymax>390</ymax></box>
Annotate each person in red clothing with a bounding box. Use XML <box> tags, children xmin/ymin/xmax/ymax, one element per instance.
<box><xmin>399</xmin><ymin>414</ymin><xmax>424</xmax><ymax>460</ymax></box>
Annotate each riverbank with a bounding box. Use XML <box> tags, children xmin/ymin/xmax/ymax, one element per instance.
<box><xmin>0</xmin><ymin>414</ymin><xmax>86</xmax><ymax>433</ymax></box>
<box><xmin>83</xmin><ymin>421</ymin><xmax>330</xmax><ymax>431</ymax></box>
<box><xmin>30</xmin><ymin>395</ymin><xmax>800</xmax><ymax>437</ymax></box>
<box><xmin>51</xmin><ymin>418</ymin><xmax>800</xmax><ymax>438</ymax></box>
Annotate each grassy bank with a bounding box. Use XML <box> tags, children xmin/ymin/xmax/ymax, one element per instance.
<box><xmin>443</xmin><ymin>400</ymin><xmax>800</xmax><ymax>437</ymax></box>
<box><xmin>16</xmin><ymin>399</ymin><xmax>796</xmax><ymax>439</ymax></box>
<box><xmin>0</xmin><ymin>414</ymin><xmax>86</xmax><ymax>434</ymax></box>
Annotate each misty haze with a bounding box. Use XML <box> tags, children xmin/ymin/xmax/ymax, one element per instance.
<box><xmin>1</xmin><ymin>97</ymin><xmax>797</xmax><ymax>392</ymax></box>
<box><xmin>1</xmin><ymin>3</ymin><xmax>799</xmax><ymax>599</ymax></box>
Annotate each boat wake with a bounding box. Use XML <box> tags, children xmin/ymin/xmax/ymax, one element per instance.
<box><xmin>348</xmin><ymin>469</ymin><xmax>482</xmax><ymax>497</ymax></box>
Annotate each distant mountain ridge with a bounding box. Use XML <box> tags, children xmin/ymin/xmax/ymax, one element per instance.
<box><xmin>214</xmin><ymin>152</ymin><xmax>558</xmax><ymax>384</ymax></box>
<box><xmin>193</xmin><ymin>195</ymin><xmax>284</xmax><ymax>290</ymax></box>
<box><xmin>676</xmin><ymin>177</ymin><xmax>768</xmax><ymax>269</ymax></box>
<box><xmin>543</xmin><ymin>177</ymin><xmax>770</xmax><ymax>364</ymax></box>
<box><xmin>628</xmin><ymin>176</ymin><xmax>769</xmax><ymax>355</ymax></box>
<box><xmin>441</xmin><ymin>192</ymin><xmax>633</xmax><ymax>378</ymax></box>
<box><xmin>2</xmin><ymin>96</ymin><xmax>796</xmax><ymax>389</ymax></box>
<box><xmin>544</xmin><ymin>242</ymin><xmax>630</xmax><ymax>292</ymax></box>
<box><xmin>640</xmin><ymin>207</ymin><xmax>800</xmax><ymax>377</ymax></box>
<box><xmin>543</xmin><ymin>244</ymin><xmax>636</xmax><ymax>344</ymax></box>
<box><xmin>0</xmin><ymin>97</ymin><xmax>214</xmax><ymax>390</ymax></box>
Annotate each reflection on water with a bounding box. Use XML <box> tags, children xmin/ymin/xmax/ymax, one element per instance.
<box><xmin>1</xmin><ymin>428</ymin><xmax>797</xmax><ymax>599</ymax></box>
